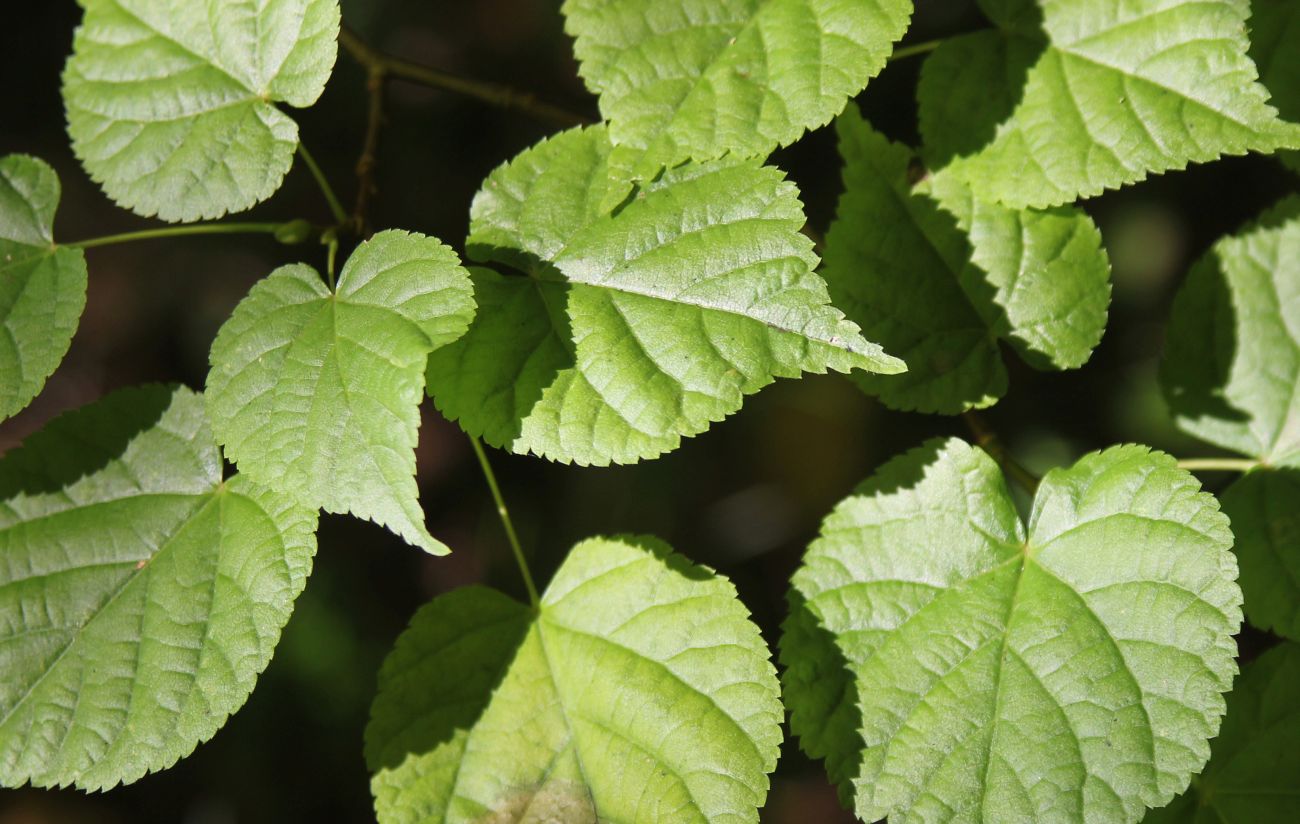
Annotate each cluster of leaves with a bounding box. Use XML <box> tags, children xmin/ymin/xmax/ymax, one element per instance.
<box><xmin>1</xmin><ymin>0</ymin><xmax>1299</xmax><ymax>822</ymax></box>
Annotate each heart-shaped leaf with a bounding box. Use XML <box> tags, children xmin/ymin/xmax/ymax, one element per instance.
<box><xmin>783</xmin><ymin>437</ymin><xmax>1241</xmax><ymax>823</ymax></box>
<box><xmin>63</xmin><ymin>0</ymin><xmax>340</xmax><ymax>221</ymax></box>
<box><xmin>0</xmin><ymin>385</ymin><xmax>317</xmax><ymax>790</ymax></box>
<box><xmin>207</xmin><ymin>230</ymin><xmax>475</xmax><ymax>555</ymax></box>
<box><xmin>366</xmin><ymin>536</ymin><xmax>783</xmax><ymax>823</ymax></box>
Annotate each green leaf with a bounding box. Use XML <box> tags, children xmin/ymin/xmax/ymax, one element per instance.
<box><xmin>366</xmin><ymin>535</ymin><xmax>783</xmax><ymax>824</ymax></box>
<box><xmin>206</xmin><ymin>230</ymin><xmax>475</xmax><ymax>555</ymax></box>
<box><xmin>1161</xmin><ymin>196</ymin><xmax>1300</xmax><ymax>464</ymax></box>
<box><xmin>1144</xmin><ymin>641</ymin><xmax>1300</xmax><ymax>824</ymax></box>
<box><xmin>561</xmin><ymin>0</ymin><xmax>913</xmax><ymax>175</ymax></box>
<box><xmin>782</xmin><ymin>437</ymin><xmax>1241</xmax><ymax>823</ymax></box>
<box><xmin>917</xmin><ymin>0</ymin><xmax>1300</xmax><ymax>208</ymax></box>
<box><xmin>0</xmin><ymin>385</ymin><xmax>317</xmax><ymax>790</ymax></box>
<box><xmin>0</xmin><ymin>155</ymin><xmax>87</xmax><ymax>422</ymax></box>
<box><xmin>822</xmin><ymin>107</ymin><xmax>1110</xmax><ymax>414</ymax></box>
<box><xmin>63</xmin><ymin>0</ymin><xmax>340</xmax><ymax>222</ymax></box>
<box><xmin>1219</xmin><ymin>469</ymin><xmax>1300</xmax><ymax>641</ymax></box>
<box><xmin>426</xmin><ymin>125</ymin><xmax>902</xmax><ymax>466</ymax></box>
<box><xmin>1251</xmin><ymin>0</ymin><xmax>1300</xmax><ymax>172</ymax></box>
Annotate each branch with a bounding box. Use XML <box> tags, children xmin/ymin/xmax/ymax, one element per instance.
<box><xmin>962</xmin><ymin>411</ymin><xmax>1041</xmax><ymax>495</ymax></box>
<box><xmin>353</xmin><ymin>63</ymin><xmax>387</xmax><ymax>236</ymax></box>
<box><xmin>337</xmin><ymin>26</ymin><xmax>591</xmax><ymax>129</ymax></box>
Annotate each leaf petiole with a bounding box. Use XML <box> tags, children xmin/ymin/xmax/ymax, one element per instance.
<box><xmin>297</xmin><ymin>142</ymin><xmax>349</xmax><ymax>226</ymax></box>
<box><xmin>1177</xmin><ymin>457</ymin><xmax>1259</xmax><ymax>473</ymax></box>
<box><xmin>467</xmin><ymin>434</ymin><xmax>540</xmax><ymax>606</ymax></box>
<box><xmin>888</xmin><ymin>38</ymin><xmax>945</xmax><ymax>62</ymax></box>
<box><xmin>64</xmin><ymin>222</ymin><xmax>293</xmax><ymax>250</ymax></box>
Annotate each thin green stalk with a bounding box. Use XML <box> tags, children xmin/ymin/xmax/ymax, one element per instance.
<box><xmin>468</xmin><ymin>435</ymin><xmax>539</xmax><ymax>606</ymax></box>
<box><xmin>297</xmin><ymin>143</ymin><xmax>349</xmax><ymax>225</ymax></box>
<box><xmin>325</xmin><ymin>233</ymin><xmax>339</xmax><ymax>290</ymax></box>
<box><xmin>65</xmin><ymin>222</ymin><xmax>287</xmax><ymax>249</ymax></box>
<box><xmin>889</xmin><ymin>38</ymin><xmax>944</xmax><ymax>62</ymax></box>
<box><xmin>1177</xmin><ymin>457</ymin><xmax>1259</xmax><ymax>473</ymax></box>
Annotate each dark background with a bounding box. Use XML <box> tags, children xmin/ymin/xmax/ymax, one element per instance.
<box><xmin>1</xmin><ymin>1</ymin><xmax>1295</xmax><ymax>822</ymax></box>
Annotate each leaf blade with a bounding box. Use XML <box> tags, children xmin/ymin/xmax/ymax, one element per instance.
<box><xmin>62</xmin><ymin>0</ymin><xmax>340</xmax><ymax>221</ymax></box>
<box><xmin>0</xmin><ymin>385</ymin><xmax>318</xmax><ymax>790</ymax></box>
<box><xmin>427</xmin><ymin>125</ymin><xmax>901</xmax><ymax>466</ymax></box>
<box><xmin>366</xmin><ymin>536</ymin><xmax>783</xmax><ymax>823</ymax></box>
<box><xmin>783</xmin><ymin>438</ymin><xmax>1241</xmax><ymax>823</ymax></box>
<box><xmin>919</xmin><ymin>0</ymin><xmax>1300</xmax><ymax>208</ymax></box>
<box><xmin>561</xmin><ymin>0</ymin><xmax>914</xmax><ymax>171</ymax></box>
<box><xmin>0</xmin><ymin>155</ymin><xmax>87</xmax><ymax>423</ymax></box>
<box><xmin>206</xmin><ymin>230</ymin><xmax>475</xmax><ymax>554</ymax></box>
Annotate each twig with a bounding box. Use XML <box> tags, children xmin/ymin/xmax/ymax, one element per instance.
<box><xmin>963</xmin><ymin>411</ymin><xmax>1040</xmax><ymax>495</ymax></box>
<box><xmin>337</xmin><ymin>26</ymin><xmax>589</xmax><ymax>129</ymax></box>
<box><xmin>353</xmin><ymin>63</ymin><xmax>387</xmax><ymax>236</ymax></box>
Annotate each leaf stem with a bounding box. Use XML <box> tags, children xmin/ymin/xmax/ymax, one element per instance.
<box><xmin>468</xmin><ymin>434</ymin><xmax>539</xmax><ymax>606</ymax></box>
<box><xmin>1176</xmin><ymin>457</ymin><xmax>1258</xmax><ymax>473</ymax></box>
<box><xmin>889</xmin><ymin>38</ymin><xmax>944</xmax><ymax>62</ymax></box>
<box><xmin>963</xmin><ymin>411</ymin><xmax>1041</xmax><ymax>495</ymax></box>
<box><xmin>337</xmin><ymin>25</ymin><xmax>590</xmax><ymax>128</ymax></box>
<box><xmin>65</xmin><ymin>222</ymin><xmax>288</xmax><ymax>249</ymax></box>
<box><xmin>297</xmin><ymin>143</ymin><xmax>349</xmax><ymax>226</ymax></box>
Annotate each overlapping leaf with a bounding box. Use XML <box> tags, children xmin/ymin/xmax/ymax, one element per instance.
<box><xmin>0</xmin><ymin>385</ymin><xmax>317</xmax><ymax>790</ymax></box>
<box><xmin>0</xmin><ymin>155</ymin><xmax>87</xmax><ymax>423</ymax></box>
<box><xmin>207</xmin><ymin>230</ymin><xmax>475</xmax><ymax>555</ymax></box>
<box><xmin>822</xmin><ymin>107</ymin><xmax>1109</xmax><ymax>414</ymax></box>
<box><xmin>918</xmin><ymin>0</ymin><xmax>1300</xmax><ymax>208</ymax></box>
<box><xmin>1163</xmin><ymin>196</ymin><xmax>1300</xmax><ymax>462</ymax></box>
<box><xmin>1251</xmin><ymin>0</ymin><xmax>1300</xmax><ymax>172</ymax></box>
<box><xmin>1163</xmin><ymin>196</ymin><xmax>1300</xmax><ymax>641</ymax></box>
<box><xmin>63</xmin><ymin>0</ymin><xmax>340</xmax><ymax>222</ymax></box>
<box><xmin>1145</xmin><ymin>642</ymin><xmax>1300</xmax><ymax>823</ymax></box>
<box><xmin>366</xmin><ymin>536</ymin><xmax>783</xmax><ymax>824</ymax></box>
<box><xmin>562</xmin><ymin>0</ymin><xmax>913</xmax><ymax>176</ymax></box>
<box><xmin>783</xmin><ymin>438</ymin><xmax>1241</xmax><ymax>823</ymax></box>
<box><xmin>426</xmin><ymin>124</ymin><xmax>902</xmax><ymax>466</ymax></box>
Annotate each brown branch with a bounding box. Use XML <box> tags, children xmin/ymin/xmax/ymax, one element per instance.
<box><xmin>352</xmin><ymin>64</ymin><xmax>386</xmax><ymax>236</ymax></box>
<box><xmin>962</xmin><ymin>411</ymin><xmax>1040</xmax><ymax>495</ymax></box>
<box><xmin>337</xmin><ymin>26</ymin><xmax>591</xmax><ymax>129</ymax></box>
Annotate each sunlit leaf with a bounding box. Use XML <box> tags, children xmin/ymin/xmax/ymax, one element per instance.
<box><xmin>0</xmin><ymin>385</ymin><xmax>317</xmax><ymax>790</ymax></box>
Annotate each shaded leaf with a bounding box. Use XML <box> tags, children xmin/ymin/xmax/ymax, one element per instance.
<box><xmin>1219</xmin><ymin>469</ymin><xmax>1300</xmax><ymax>641</ymax></box>
<box><xmin>207</xmin><ymin>230</ymin><xmax>475</xmax><ymax>555</ymax></box>
<box><xmin>1162</xmin><ymin>196</ymin><xmax>1300</xmax><ymax>464</ymax></box>
<box><xmin>0</xmin><ymin>155</ymin><xmax>87</xmax><ymax>422</ymax></box>
<box><xmin>822</xmin><ymin>107</ymin><xmax>1109</xmax><ymax>414</ymax></box>
<box><xmin>1250</xmin><ymin>0</ymin><xmax>1300</xmax><ymax>172</ymax></box>
<box><xmin>1144</xmin><ymin>642</ymin><xmax>1300</xmax><ymax>823</ymax></box>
